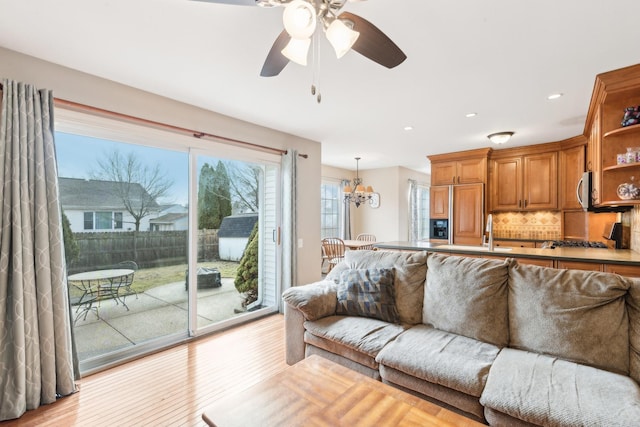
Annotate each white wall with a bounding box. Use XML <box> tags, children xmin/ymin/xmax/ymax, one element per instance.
<box><xmin>321</xmin><ymin>164</ymin><xmax>429</xmax><ymax>243</ymax></box>
<box><xmin>219</xmin><ymin>238</ymin><xmax>249</xmax><ymax>261</ymax></box>
<box><xmin>0</xmin><ymin>47</ymin><xmax>322</xmax><ymax>285</ymax></box>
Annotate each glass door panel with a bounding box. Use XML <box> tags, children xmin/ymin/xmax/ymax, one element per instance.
<box><xmin>192</xmin><ymin>155</ymin><xmax>279</xmax><ymax>332</ymax></box>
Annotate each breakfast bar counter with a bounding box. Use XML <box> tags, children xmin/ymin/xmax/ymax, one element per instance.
<box><xmin>373</xmin><ymin>241</ymin><xmax>640</xmax><ymax>266</ymax></box>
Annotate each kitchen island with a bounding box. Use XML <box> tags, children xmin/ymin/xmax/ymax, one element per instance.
<box><xmin>373</xmin><ymin>241</ymin><xmax>640</xmax><ymax>276</ymax></box>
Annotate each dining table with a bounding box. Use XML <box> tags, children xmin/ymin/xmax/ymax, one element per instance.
<box><xmin>68</xmin><ymin>268</ymin><xmax>134</xmax><ymax>322</ymax></box>
<box><xmin>342</xmin><ymin>239</ymin><xmax>375</xmax><ymax>250</ymax></box>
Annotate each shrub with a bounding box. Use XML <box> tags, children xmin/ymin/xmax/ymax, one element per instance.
<box><xmin>235</xmin><ymin>222</ymin><xmax>258</xmax><ymax>307</ymax></box>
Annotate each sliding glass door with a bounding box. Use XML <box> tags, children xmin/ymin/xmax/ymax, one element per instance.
<box><xmin>55</xmin><ymin>110</ymin><xmax>280</xmax><ymax>373</ymax></box>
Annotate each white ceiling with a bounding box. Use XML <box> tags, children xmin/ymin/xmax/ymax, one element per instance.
<box><xmin>1</xmin><ymin>0</ymin><xmax>639</xmax><ymax>174</ymax></box>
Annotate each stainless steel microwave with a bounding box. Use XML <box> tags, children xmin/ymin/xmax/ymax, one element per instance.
<box><xmin>577</xmin><ymin>171</ymin><xmax>631</xmax><ymax>213</ymax></box>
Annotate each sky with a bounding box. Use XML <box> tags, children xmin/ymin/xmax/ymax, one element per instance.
<box><xmin>55</xmin><ymin>132</ymin><xmax>191</xmax><ymax>206</ymax></box>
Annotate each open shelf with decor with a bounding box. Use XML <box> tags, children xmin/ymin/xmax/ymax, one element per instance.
<box><xmin>595</xmin><ymin>66</ymin><xmax>640</xmax><ymax>206</ymax></box>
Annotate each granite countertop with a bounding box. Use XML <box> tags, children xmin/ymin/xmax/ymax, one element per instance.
<box><xmin>373</xmin><ymin>241</ymin><xmax>640</xmax><ymax>265</ymax></box>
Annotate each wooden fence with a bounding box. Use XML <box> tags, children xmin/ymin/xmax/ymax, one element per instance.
<box><xmin>69</xmin><ymin>229</ymin><xmax>218</xmax><ymax>273</ymax></box>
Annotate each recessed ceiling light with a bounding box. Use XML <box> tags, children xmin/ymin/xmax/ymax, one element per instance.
<box><xmin>404</xmin><ymin>126</ymin><xmax>414</xmax><ymax>131</ymax></box>
<box><xmin>547</xmin><ymin>93</ymin><xmax>563</xmax><ymax>100</ymax></box>
<box><xmin>465</xmin><ymin>112</ymin><xmax>477</xmax><ymax>118</ymax></box>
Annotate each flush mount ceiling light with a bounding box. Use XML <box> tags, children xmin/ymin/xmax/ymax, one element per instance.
<box><xmin>192</xmin><ymin>0</ymin><xmax>407</xmax><ymax>77</ymax></box>
<box><xmin>547</xmin><ymin>93</ymin><xmax>564</xmax><ymax>100</ymax></box>
<box><xmin>487</xmin><ymin>131</ymin><xmax>514</xmax><ymax>144</ymax></box>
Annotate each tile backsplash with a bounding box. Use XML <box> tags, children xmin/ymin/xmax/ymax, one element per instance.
<box><xmin>492</xmin><ymin>211</ymin><xmax>562</xmax><ymax>240</ymax></box>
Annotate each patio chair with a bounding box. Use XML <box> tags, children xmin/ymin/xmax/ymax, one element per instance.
<box><xmin>321</xmin><ymin>238</ymin><xmax>345</xmax><ymax>273</ymax></box>
<box><xmin>356</xmin><ymin>233</ymin><xmax>376</xmax><ymax>250</ymax></box>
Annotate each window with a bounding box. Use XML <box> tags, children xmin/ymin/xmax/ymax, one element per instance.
<box><xmin>321</xmin><ymin>181</ymin><xmax>341</xmax><ymax>238</ymax></box>
<box><xmin>82</xmin><ymin>211</ymin><xmax>125</xmax><ymax>230</ymax></box>
<box><xmin>84</xmin><ymin>212</ymin><xmax>93</xmax><ymax>230</ymax></box>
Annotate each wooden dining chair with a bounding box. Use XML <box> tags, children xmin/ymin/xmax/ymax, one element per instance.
<box><xmin>355</xmin><ymin>233</ymin><xmax>376</xmax><ymax>250</ymax></box>
<box><xmin>321</xmin><ymin>238</ymin><xmax>346</xmax><ymax>273</ymax></box>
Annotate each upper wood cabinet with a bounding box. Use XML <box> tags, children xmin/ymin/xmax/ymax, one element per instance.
<box><xmin>559</xmin><ymin>139</ymin><xmax>586</xmax><ymax>210</ymax></box>
<box><xmin>490</xmin><ymin>149</ymin><xmax>558</xmax><ymax>211</ymax></box>
<box><xmin>431</xmin><ymin>158</ymin><xmax>486</xmax><ymax>185</ymax></box>
<box><xmin>428</xmin><ymin>148</ymin><xmax>491</xmax><ymax>186</ymax></box>
<box><xmin>584</xmin><ymin>64</ymin><xmax>640</xmax><ymax>207</ymax></box>
<box><xmin>430</xmin><ymin>186</ymin><xmax>449</xmax><ymax>219</ymax></box>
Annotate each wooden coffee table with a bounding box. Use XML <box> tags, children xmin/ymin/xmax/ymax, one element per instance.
<box><xmin>202</xmin><ymin>355</ymin><xmax>484</xmax><ymax>427</ymax></box>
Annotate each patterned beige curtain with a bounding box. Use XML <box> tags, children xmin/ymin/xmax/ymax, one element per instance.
<box><xmin>0</xmin><ymin>79</ymin><xmax>76</xmax><ymax>421</ymax></box>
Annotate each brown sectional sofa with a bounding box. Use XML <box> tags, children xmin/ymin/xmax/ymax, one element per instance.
<box><xmin>283</xmin><ymin>250</ymin><xmax>640</xmax><ymax>426</ymax></box>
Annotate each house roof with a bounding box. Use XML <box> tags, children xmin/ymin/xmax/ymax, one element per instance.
<box><xmin>218</xmin><ymin>213</ymin><xmax>258</xmax><ymax>238</ymax></box>
<box><xmin>149</xmin><ymin>213</ymin><xmax>188</xmax><ymax>224</ymax></box>
<box><xmin>59</xmin><ymin>177</ymin><xmax>159</xmax><ymax>211</ymax></box>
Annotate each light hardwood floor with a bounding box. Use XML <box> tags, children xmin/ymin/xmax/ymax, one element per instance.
<box><xmin>5</xmin><ymin>314</ymin><xmax>287</xmax><ymax>427</ymax></box>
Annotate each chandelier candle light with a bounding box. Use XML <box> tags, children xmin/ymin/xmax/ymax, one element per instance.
<box><xmin>344</xmin><ymin>157</ymin><xmax>374</xmax><ymax>207</ymax></box>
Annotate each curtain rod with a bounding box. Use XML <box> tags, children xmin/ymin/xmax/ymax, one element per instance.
<box><xmin>53</xmin><ymin>98</ymin><xmax>308</xmax><ymax>159</ymax></box>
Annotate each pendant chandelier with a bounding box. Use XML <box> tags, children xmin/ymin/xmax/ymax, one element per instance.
<box><xmin>343</xmin><ymin>157</ymin><xmax>374</xmax><ymax>208</ymax></box>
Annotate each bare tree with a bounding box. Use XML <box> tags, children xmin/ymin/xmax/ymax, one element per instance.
<box><xmin>93</xmin><ymin>150</ymin><xmax>174</xmax><ymax>231</ymax></box>
<box><xmin>225</xmin><ymin>162</ymin><xmax>260</xmax><ymax>213</ymax></box>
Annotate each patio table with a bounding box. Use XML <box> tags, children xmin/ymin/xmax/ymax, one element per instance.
<box><xmin>68</xmin><ymin>268</ymin><xmax>134</xmax><ymax>323</ymax></box>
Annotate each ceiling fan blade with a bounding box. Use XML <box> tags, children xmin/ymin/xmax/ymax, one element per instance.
<box><xmin>260</xmin><ymin>30</ymin><xmax>291</xmax><ymax>77</ymax></box>
<box><xmin>338</xmin><ymin>11</ymin><xmax>407</xmax><ymax>69</ymax></box>
<box><xmin>189</xmin><ymin>0</ymin><xmax>257</xmax><ymax>5</ymax></box>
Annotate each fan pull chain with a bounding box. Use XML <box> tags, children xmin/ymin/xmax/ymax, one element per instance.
<box><xmin>311</xmin><ymin>28</ymin><xmax>321</xmax><ymax>103</ymax></box>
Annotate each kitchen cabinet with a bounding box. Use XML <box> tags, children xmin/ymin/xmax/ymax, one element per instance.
<box><xmin>556</xmin><ymin>260</ymin><xmax>603</xmax><ymax>271</ymax></box>
<box><xmin>452</xmin><ymin>183</ymin><xmax>484</xmax><ymax>245</ymax></box>
<box><xmin>586</xmin><ymin>64</ymin><xmax>640</xmax><ymax>207</ymax></box>
<box><xmin>603</xmin><ymin>263</ymin><xmax>640</xmax><ymax>278</ymax></box>
<box><xmin>559</xmin><ymin>142</ymin><xmax>586</xmax><ymax>210</ymax></box>
<box><xmin>428</xmin><ymin>148</ymin><xmax>491</xmax><ymax>186</ymax></box>
<box><xmin>490</xmin><ymin>151</ymin><xmax>558</xmax><ymax>211</ymax></box>
<box><xmin>494</xmin><ymin>240</ymin><xmax>535</xmax><ymax>248</ymax></box>
<box><xmin>429</xmin><ymin>186</ymin><xmax>449</xmax><ymax>219</ymax></box>
<box><xmin>431</xmin><ymin>157</ymin><xmax>486</xmax><ymax>185</ymax></box>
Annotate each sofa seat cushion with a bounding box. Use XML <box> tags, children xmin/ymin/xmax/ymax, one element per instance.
<box><xmin>375</xmin><ymin>325</ymin><xmax>500</xmax><ymax>397</ymax></box>
<box><xmin>326</xmin><ymin>250</ymin><xmax>428</xmax><ymax>325</ymax></box>
<box><xmin>303</xmin><ymin>316</ymin><xmax>405</xmax><ymax>369</ymax></box>
<box><xmin>480</xmin><ymin>348</ymin><xmax>640</xmax><ymax>427</ymax></box>
<box><xmin>508</xmin><ymin>262</ymin><xmax>630</xmax><ymax>375</ymax></box>
<box><xmin>423</xmin><ymin>253</ymin><xmax>510</xmax><ymax>347</ymax></box>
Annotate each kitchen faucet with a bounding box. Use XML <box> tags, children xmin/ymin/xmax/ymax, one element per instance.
<box><xmin>485</xmin><ymin>214</ymin><xmax>494</xmax><ymax>251</ymax></box>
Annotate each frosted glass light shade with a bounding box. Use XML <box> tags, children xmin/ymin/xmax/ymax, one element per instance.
<box><xmin>281</xmin><ymin>37</ymin><xmax>311</xmax><ymax>65</ymax></box>
<box><xmin>487</xmin><ymin>131</ymin><xmax>514</xmax><ymax>144</ymax></box>
<box><xmin>283</xmin><ymin>0</ymin><xmax>317</xmax><ymax>39</ymax></box>
<box><xmin>326</xmin><ymin>19</ymin><xmax>359</xmax><ymax>58</ymax></box>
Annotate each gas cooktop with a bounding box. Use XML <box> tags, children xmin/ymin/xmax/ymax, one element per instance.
<box><xmin>542</xmin><ymin>240</ymin><xmax>608</xmax><ymax>249</ymax></box>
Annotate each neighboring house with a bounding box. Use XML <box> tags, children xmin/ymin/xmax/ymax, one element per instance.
<box><xmin>59</xmin><ymin>177</ymin><xmax>160</xmax><ymax>232</ymax></box>
<box><xmin>218</xmin><ymin>213</ymin><xmax>258</xmax><ymax>261</ymax></box>
<box><xmin>150</xmin><ymin>205</ymin><xmax>189</xmax><ymax>231</ymax></box>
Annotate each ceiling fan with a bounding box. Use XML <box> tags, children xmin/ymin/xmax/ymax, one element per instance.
<box><xmin>192</xmin><ymin>0</ymin><xmax>407</xmax><ymax>77</ymax></box>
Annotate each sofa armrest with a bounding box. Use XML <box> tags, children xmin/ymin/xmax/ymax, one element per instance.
<box><xmin>282</xmin><ymin>280</ymin><xmax>337</xmax><ymax>365</ymax></box>
<box><xmin>282</xmin><ymin>280</ymin><xmax>337</xmax><ymax>321</ymax></box>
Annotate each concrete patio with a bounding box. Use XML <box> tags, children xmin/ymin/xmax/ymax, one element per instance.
<box><xmin>72</xmin><ymin>278</ymin><xmax>246</xmax><ymax>360</ymax></box>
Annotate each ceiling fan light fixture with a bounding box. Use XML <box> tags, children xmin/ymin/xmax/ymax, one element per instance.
<box><xmin>283</xmin><ymin>0</ymin><xmax>317</xmax><ymax>39</ymax></box>
<box><xmin>487</xmin><ymin>131</ymin><xmax>514</xmax><ymax>144</ymax></box>
<box><xmin>326</xmin><ymin>19</ymin><xmax>360</xmax><ymax>58</ymax></box>
<box><xmin>281</xmin><ymin>37</ymin><xmax>311</xmax><ymax>65</ymax></box>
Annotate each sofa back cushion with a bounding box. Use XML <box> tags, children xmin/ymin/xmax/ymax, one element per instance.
<box><xmin>327</xmin><ymin>250</ymin><xmax>427</xmax><ymax>325</ymax></box>
<box><xmin>627</xmin><ymin>278</ymin><xmax>640</xmax><ymax>384</ymax></box>
<box><xmin>508</xmin><ymin>263</ymin><xmax>630</xmax><ymax>375</ymax></box>
<box><xmin>423</xmin><ymin>253</ymin><xmax>511</xmax><ymax>347</ymax></box>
